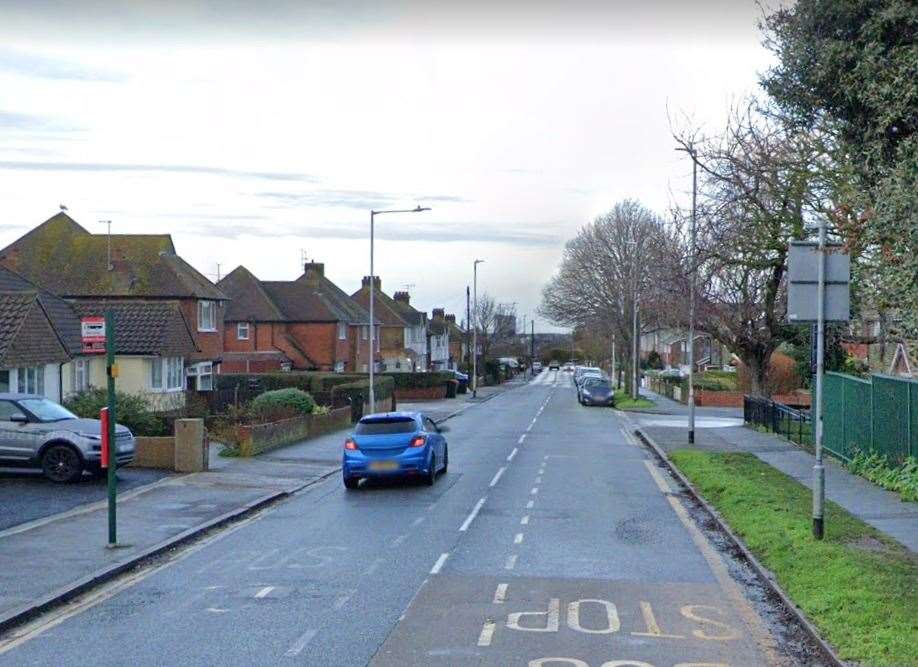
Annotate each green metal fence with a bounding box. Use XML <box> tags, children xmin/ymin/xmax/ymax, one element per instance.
<box><xmin>823</xmin><ymin>372</ymin><xmax>916</xmax><ymax>463</ymax></box>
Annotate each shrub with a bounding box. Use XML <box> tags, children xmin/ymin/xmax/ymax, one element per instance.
<box><xmin>383</xmin><ymin>372</ymin><xmax>454</xmax><ymax>389</ymax></box>
<box><xmin>847</xmin><ymin>452</ymin><xmax>918</xmax><ymax>502</ymax></box>
<box><xmin>64</xmin><ymin>389</ymin><xmax>167</xmax><ymax>436</ymax></box>
<box><xmin>249</xmin><ymin>388</ymin><xmax>316</xmax><ymax>423</ymax></box>
<box><xmin>645</xmin><ymin>350</ymin><xmax>664</xmax><ymax>370</ymax></box>
<box><xmin>330</xmin><ymin>376</ymin><xmax>395</xmax><ymax>406</ymax></box>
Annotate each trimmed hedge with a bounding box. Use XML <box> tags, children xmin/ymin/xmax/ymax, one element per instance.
<box><xmin>330</xmin><ymin>376</ymin><xmax>395</xmax><ymax>405</ymax></box>
<box><xmin>216</xmin><ymin>372</ymin><xmax>369</xmax><ymax>395</ymax></box>
<box><xmin>250</xmin><ymin>388</ymin><xmax>316</xmax><ymax>422</ymax></box>
<box><xmin>382</xmin><ymin>372</ymin><xmax>454</xmax><ymax>389</ymax></box>
<box><xmin>65</xmin><ymin>389</ymin><xmax>167</xmax><ymax>437</ymax></box>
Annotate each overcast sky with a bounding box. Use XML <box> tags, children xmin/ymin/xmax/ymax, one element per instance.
<box><xmin>0</xmin><ymin>1</ymin><xmax>778</xmax><ymax>331</ymax></box>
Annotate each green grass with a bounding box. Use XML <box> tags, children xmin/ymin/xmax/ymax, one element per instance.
<box><xmin>614</xmin><ymin>396</ymin><xmax>656</xmax><ymax>410</ymax></box>
<box><xmin>669</xmin><ymin>450</ymin><xmax>918</xmax><ymax>667</ymax></box>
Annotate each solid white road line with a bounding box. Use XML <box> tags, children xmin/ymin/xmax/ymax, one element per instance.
<box><xmin>514</xmin><ymin>533</ymin><xmax>524</xmax><ymax>544</ymax></box>
<box><xmin>507</xmin><ymin>448</ymin><xmax>518</xmax><ymax>462</ymax></box>
<box><xmin>489</xmin><ymin>467</ymin><xmax>507</xmax><ymax>488</ymax></box>
<box><xmin>254</xmin><ymin>586</ymin><xmax>274</xmax><ymax>599</ymax></box>
<box><xmin>505</xmin><ymin>554</ymin><xmax>518</xmax><ymax>570</ymax></box>
<box><xmin>493</xmin><ymin>583</ymin><xmax>508</xmax><ymax>604</ymax></box>
<box><xmin>285</xmin><ymin>629</ymin><xmax>317</xmax><ymax>657</ymax></box>
<box><xmin>411</xmin><ymin>516</ymin><xmax>425</xmax><ymax>527</ymax></box>
<box><xmin>530</xmin><ymin>487</ymin><xmax>539</xmax><ymax>495</ymax></box>
<box><xmin>459</xmin><ymin>497</ymin><xmax>487</xmax><ymax>532</ymax></box>
<box><xmin>391</xmin><ymin>533</ymin><xmax>408</xmax><ymax>547</ymax></box>
<box><xmin>477</xmin><ymin>621</ymin><xmax>496</xmax><ymax>647</ymax></box>
<box><xmin>430</xmin><ymin>552</ymin><xmax>450</xmax><ymax>574</ymax></box>
<box><xmin>520</xmin><ymin>515</ymin><xmax>530</xmax><ymax>525</ymax></box>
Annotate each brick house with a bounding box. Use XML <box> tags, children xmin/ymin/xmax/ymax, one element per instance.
<box><xmin>0</xmin><ymin>212</ymin><xmax>224</xmax><ymax>394</ymax></box>
<box><xmin>350</xmin><ymin>276</ymin><xmax>413</xmax><ymax>372</ymax></box>
<box><xmin>391</xmin><ymin>291</ymin><xmax>428</xmax><ymax>371</ymax></box>
<box><xmin>218</xmin><ymin>262</ymin><xmax>375</xmax><ymax>373</ymax></box>
<box><xmin>431</xmin><ymin>308</ymin><xmax>465</xmax><ymax>370</ymax></box>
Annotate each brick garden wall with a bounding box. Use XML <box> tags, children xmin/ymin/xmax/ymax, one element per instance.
<box><xmin>236</xmin><ymin>406</ymin><xmax>351</xmax><ymax>456</ymax></box>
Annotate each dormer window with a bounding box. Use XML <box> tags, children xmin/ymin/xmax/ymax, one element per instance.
<box><xmin>198</xmin><ymin>301</ymin><xmax>217</xmax><ymax>332</ymax></box>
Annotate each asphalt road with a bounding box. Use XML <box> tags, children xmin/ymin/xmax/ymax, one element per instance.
<box><xmin>0</xmin><ymin>370</ymin><xmax>795</xmax><ymax>666</ymax></box>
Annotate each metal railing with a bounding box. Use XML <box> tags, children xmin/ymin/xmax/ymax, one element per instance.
<box><xmin>744</xmin><ymin>395</ymin><xmax>813</xmax><ymax>449</ymax></box>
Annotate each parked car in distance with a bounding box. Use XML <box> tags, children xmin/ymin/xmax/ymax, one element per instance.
<box><xmin>447</xmin><ymin>369</ymin><xmax>469</xmax><ymax>392</ymax></box>
<box><xmin>0</xmin><ymin>393</ymin><xmax>135</xmax><ymax>483</ymax></box>
<box><xmin>549</xmin><ymin>360</ymin><xmax>560</xmax><ymax>370</ymax></box>
<box><xmin>342</xmin><ymin>412</ymin><xmax>448</xmax><ymax>489</ymax></box>
<box><xmin>563</xmin><ymin>362</ymin><xmax>575</xmax><ymax>372</ymax></box>
<box><xmin>574</xmin><ymin>366</ymin><xmax>604</xmax><ymax>387</ymax></box>
<box><xmin>578</xmin><ymin>377</ymin><xmax>615</xmax><ymax>406</ymax></box>
<box><xmin>532</xmin><ymin>361</ymin><xmax>543</xmax><ymax>373</ymax></box>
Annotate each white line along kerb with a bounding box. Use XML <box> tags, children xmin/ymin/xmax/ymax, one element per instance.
<box><xmin>459</xmin><ymin>497</ymin><xmax>487</xmax><ymax>532</ymax></box>
<box><xmin>493</xmin><ymin>583</ymin><xmax>508</xmax><ymax>604</ymax></box>
<box><xmin>430</xmin><ymin>552</ymin><xmax>450</xmax><ymax>574</ymax></box>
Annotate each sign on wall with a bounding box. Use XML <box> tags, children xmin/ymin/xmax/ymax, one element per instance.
<box><xmin>81</xmin><ymin>316</ymin><xmax>106</xmax><ymax>354</ymax></box>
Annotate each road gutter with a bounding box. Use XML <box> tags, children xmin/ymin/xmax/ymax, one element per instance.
<box><xmin>0</xmin><ymin>468</ymin><xmax>338</xmax><ymax>638</ymax></box>
<box><xmin>633</xmin><ymin>426</ymin><xmax>844</xmax><ymax>667</ymax></box>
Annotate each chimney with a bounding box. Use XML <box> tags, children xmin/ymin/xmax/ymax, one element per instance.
<box><xmin>432</xmin><ymin>308</ymin><xmax>445</xmax><ymax>320</ymax></box>
<box><xmin>445</xmin><ymin>314</ymin><xmax>456</xmax><ymax>323</ymax></box>
<box><xmin>303</xmin><ymin>261</ymin><xmax>324</xmax><ymax>285</ymax></box>
<box><xmin>394</xmin><ymin>291</ymin><xmax>410</xmax><ymax>305</ymax></box>
<box><xmin>361</xmin><ymin>276</ymin><xmax>381</xmax><ymax>290</ymax></box>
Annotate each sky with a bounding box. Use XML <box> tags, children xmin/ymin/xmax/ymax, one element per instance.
<box><xmin>0</xmin><ymin>0</ymin><xmax>779</xmax><ymax>332</ymax></box>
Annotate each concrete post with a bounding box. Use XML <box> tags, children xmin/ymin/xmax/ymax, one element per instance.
<box><xmin>174</xmin><ymin>418</ymin><xmax>208</xmax><ymax>472</ymax></box>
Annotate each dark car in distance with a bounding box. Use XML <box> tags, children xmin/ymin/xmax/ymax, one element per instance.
<box><xmin>578</xmin><ymin>377</ymin><xmax>615</xmax><ymax>407</ymax></box>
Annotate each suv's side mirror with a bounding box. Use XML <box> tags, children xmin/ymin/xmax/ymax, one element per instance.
<box><xmin>9</xmin><ymin>413</ymin><xmax>28</xmax><ymax>423</ymax></box>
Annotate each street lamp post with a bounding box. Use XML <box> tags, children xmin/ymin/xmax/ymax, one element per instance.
<box><xmin>368</xmin><ymin>206</ymin><xmax>431</xmax><ymax>414</ymax></box>
<box><xmin>676</xmin><ymin>145</ymin><xmax>699</xmax><ymax>444</ymax></box>
<box><xmin>472</xmin><ymin>259</ymin><xmax>484</xmax><ymax>397</ymax></box>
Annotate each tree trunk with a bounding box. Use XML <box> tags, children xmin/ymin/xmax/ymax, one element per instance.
<box><xmin>744</xmin><ymin>354</ymin><xmax>770</xmax><ymax>398</ymax></box>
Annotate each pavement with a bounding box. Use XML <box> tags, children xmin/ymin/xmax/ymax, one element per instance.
<box><xmin>629</xmin><ymin>388</ymin><xmax>918</xmax><ymax>552</ymax></box>
<box><xmin>0</xmin><ymin>369</ymin><xmax>829</xmax><ymax>666</ymax></box>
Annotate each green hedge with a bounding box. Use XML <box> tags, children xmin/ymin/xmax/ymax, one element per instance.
<box><xmin>64</xmin><ymin>389</ymin><xmax>167</xmax><ymax>436</ymax></box>
<box><xmin>250</xmin><ymin>388</ymin><xmax>316</xmax><ymax>422</ymax></box>
<box><xmin>330</xmin><ymin>376</ymin><xmax>395</xmax><ymax>405</ymax></box>
<box><xmin>382</xmin><ymin>372</ymin><xmax>454</xmax><ymax>389</ymax></box>
<box><xmin>216</xmin><ymin>372</ymin><xmax>368</xmax><ymax>395</ymax></box>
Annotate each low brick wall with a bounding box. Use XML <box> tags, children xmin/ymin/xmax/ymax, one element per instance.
<box><xmin>695</xmin><ymin>390</ymin><xmax>745</xmax><ymax>407</ymax></box>
<box><xmin>131</xmin><ymin>436</ymin><xmax>176</xmax><ymax>469</ymax></box>
<box><xmin>394</xmin><ymin>385</ymin><xmax>448</xmax><ymax>401</ymax></box>
<box><xmin>236</xmin><ymin>407</ymin><xmax>351</xmax><ymax>456</ymax></box>
<box><xmin>773</xmin><ymin>392</ymin><xmax>811</xmax><ymax>408</ymax></box>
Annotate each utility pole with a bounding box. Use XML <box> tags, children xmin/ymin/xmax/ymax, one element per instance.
<box><xmin>813</xmin><ymin>218</ymin><xmax>826</xmax><ymax>539</ymax></box>
<box><xmin>687</xmin><ymin>149</ymin><xmax>698</xmax><ymax>444</ymax></box>
<box><xmin>530</xmin><ymin>320</ymin><xmax>535</xmax><ymax>376</ymax></box>
<box><xmin>466</xmin><ymin>285</ymin><xmax>471</xmax><ymax>369</ymax></box>
<box><xmin>472</xmin><ymin>260</ymin><xmax>484</xmax><ymax>397</ymax></box>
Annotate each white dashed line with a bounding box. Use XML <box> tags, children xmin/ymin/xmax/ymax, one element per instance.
<box><xmin>364</xmin><ymin>558</ymin><xmax>384</xmax><ymax>576</ymax></box>
<box><xmin>507</xmin><ymin>448</ymin><xmax>518</xmax><ymax>462</ymax></box>
<box><xmin>534</xmin><ymin>476</ymin><xmax>542</xmax><ymax>484</ymax></box>
<box><xmin>526</xmin><ymin>500</ymin><xmax>534</xmax><ymax>509</ymax></box>
<box><xmin>430</xmin><ymin>553</ymin><xmax>450</xmax><ymax>574</ymax></box>
<box><xmin>514</xmin><ymin>533</ymin><xmax>524</xmax><ymax>544</ymax></box>
<box><xmin>520</xmin><ymin>515</ymin><xmax>530</xmax><ymax>525</ymax></box>
<box><xmin>505</xmin><ymin>554</ymin><xmax>518</xmax><ymax>570</ymax></box>
<box><xmin>530</xmin><ymin>487</ymin><xmax>539</xmax><ymax>495</ymax></box>
<box><xmin>391</xmin><ymin>534</ymin><xmax>408</xmax><ymax>547</ymax></box>
<box><xmin>333</xmin><ymin>591</ymin><xmax>354</xmax><ymax>609</ymax></box>
<box><xmin>459</xmin><ymin>497</ymin><xmax>487</xmax><ymax>532</ymax></box>
<box><xmin>477</xmin><ymin>621</ymin><xmax>496</xmax><ymax>647</ymax></box>
<box><xmin>254</xmin><ymin>586</ymin><xmax>274</xmax><ymax>599</ymax></box>
<box><xmin>285</xmin><ymin>629</ymin><xmax>317</xmax><ymax>657</ymax></box>
<box><xmin>493</xmin><ymin>583</ymin><xmax>508</xmax><ymax>604</ymax></box>
<box><xmin>518</xmin><ymin>434</ymin><xmax>526</xmax><ymax>444</ymax></box>
<box><xmin>489</xmin><ymin>467</ymin><xmax>507</xmax><ymax>488</ymax></box>
<box><xmin>411</xmin><ymin>516</ymin><xmax>425</xmax><ymax>527</ymax></box>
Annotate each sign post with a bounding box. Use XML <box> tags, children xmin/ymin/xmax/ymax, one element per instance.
<box><xmin>788</xmin><ymin>229</ymin><xmax>850</xmax><ymax>539</ymax></box>
<box><xmin>105</xmin><ymin>312</ymin><xmax>117</xmax><ymax>546</ymax></box>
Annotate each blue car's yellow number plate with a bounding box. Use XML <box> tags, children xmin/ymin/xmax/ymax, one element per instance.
<box><xmin>369</xmin><ymin>460</ymin><xmax>399</xmax><ymax>471</ymax></box>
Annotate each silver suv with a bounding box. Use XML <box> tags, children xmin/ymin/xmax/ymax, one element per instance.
<box><xmin>0</xmin><ymin>393</ymin><xmax>135</xmax><ymax>483</ymax></box>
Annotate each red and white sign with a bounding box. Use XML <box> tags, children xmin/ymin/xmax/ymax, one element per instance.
<box><xmin>81</xmin><ymin>316</ymin><xmax>106</xmax><ymax>354</ymax></box>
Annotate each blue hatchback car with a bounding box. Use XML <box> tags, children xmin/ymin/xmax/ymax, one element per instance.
<box><xmin>342</xmin><ymin>412</ymin><xmax>449</xmax><ymax>489</ymax></box>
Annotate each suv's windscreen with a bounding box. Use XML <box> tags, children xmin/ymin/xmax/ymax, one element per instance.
<box><xmin>19</xmin><ymin>398</ymin><xmax>77</xmax><ymax>422</ymax></box>
<box><xmin>355</xmin><ymin>418</ymin><xmax>417</xmax><ymax>435</ymax></box>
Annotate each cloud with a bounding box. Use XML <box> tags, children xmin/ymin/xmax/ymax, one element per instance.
<box><xmin>0</xmin><ymin>48</ymin><xmax>126</xmax><ymax>82</ymax></box>
<box><xmin>0</xmin><ymin>159</ymin><xmax>318</xmax><ymax>182</ymax></box>
<box><xmin>187</xmin><ymin>219</ymin><xmax>560</xmax><ymax>247</ymax></box>
<box><xmin>0</xmin><ymin>111</ymin><xmax>81</xmax><ymax>133</ymax></box>
<box><xmin>259</xmin><ymin>189</ymin><xmax>468</xmax><ymax>210</ymax></box>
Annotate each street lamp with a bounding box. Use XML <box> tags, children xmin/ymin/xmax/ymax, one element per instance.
<box><xmin>368</xmin><ymin>205</ymin><xmax>431</xmax><ymax>414</ymax></box>
<box><xmin>676</xmin><ymin>145</ymin><xmax>698</xmax><ymax>444</ymax></box>
<box><xmin>472</xmin><ymin>259</ymin><xmax>485</xmax><ymax>397</ymax></box>
<box><xmin>626</xmin><ymin>239</ymin><xmax>642</xmax><ymax>400</ymax></box>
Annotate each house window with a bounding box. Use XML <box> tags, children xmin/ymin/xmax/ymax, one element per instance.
<box><xmin>197</xmin><ymin>301</ymin><xmax>217</xmax><ymax>332</ymax></box>
<box><xmin>17</xmin><ymin>366</ymin><xmax>44</xmax><ymax>395</ymax></box>
<box><xmin>188</xmin><ymin>361</ymin><xmax>213</xmax><ymax>391</ymax></box>
<box><xmin>71</xmin><ymin>358</ymin><xmax>91</xmax><ymax>393</ymax></box>
<box><xmin>237</xmin><ymin>322</ymin><xmax>250</xmax><ymax>340</ymax></box>
<box><xmin>151</xmin><ymin>357</ymin><xmax>184</xmax><ymax>391</ymax></box>
<box><xmin>338</xmin><ymin>322</ymin><xmax>347</xmax><ymax>340</ymax></box>
<box><xmin>334</xmin><ymin>361</ymin><xmax>345</xmax><ymax>373</ymax></box>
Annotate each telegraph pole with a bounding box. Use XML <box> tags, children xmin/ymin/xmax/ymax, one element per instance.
<box><xmin>466</xmin><ymin>286</ymin><xmax>471</xmax><ymax>369</ymax></box>
<box><xmin>530</xmin><ymin>320</ymin><xmax>535</xmax><ymax>375</ymax></box>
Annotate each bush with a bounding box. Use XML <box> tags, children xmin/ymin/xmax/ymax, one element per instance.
<box><xmin>645</xmin><ymin>350</ymin><xmax>664</xmax><ymax>370</ymax></box>
<box><xmin>249</xmin><ymin>388</ymin><xmax>316</xmax><ymax>422</ymax></box>
<box><xmin>330</xmin><ymin>376</ymin><xmax>395</xmax><ymax>406</ymax></box>
<box><xmin>64</xmin><ymin>389</ymin><xmax>167</xmax><ymax>436</ymax></box>
<box><xmin>383</xmin><ymin>372</ymin><xmax>454</xmax><ymax>389</ymax></box>
<box><xmin>847</xmin><ymin>452</ymin><xmax>918</xmax><ymax>502</ymax></box>
<box><xmin>215</xmin><ymin>372</ymin><xmax>373</xmax><ymax>400</ymax></box>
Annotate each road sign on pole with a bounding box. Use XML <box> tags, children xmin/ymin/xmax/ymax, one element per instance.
<box><xmin>787</xmin><ymin>234</ymin><xmax>850</xmax><ymax>540</ymax></box>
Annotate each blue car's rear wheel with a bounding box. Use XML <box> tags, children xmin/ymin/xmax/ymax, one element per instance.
<box><xmin>442</xmin><ymin>446</ymin><xmax>448</xmax><ymax>474</ymax></box>
<box><xmin>425</xmin><ymin>455</ymin><xmax>436</xmax><ymax>486</ymax></box>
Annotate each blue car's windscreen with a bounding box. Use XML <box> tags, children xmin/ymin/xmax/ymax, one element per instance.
<box><xmin>355</xmin><ymin>418</ymin><xmax>417</xmax><ymax>435</ymax></box>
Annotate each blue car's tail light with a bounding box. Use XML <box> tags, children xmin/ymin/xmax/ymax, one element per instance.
<box><xmin>409</xmin><ymin>435</ymin><xmax>427</xmax><ymax>448</ymax></box>
<box><xmin>344</xmin><ymin>438</ymin><xmax>358</xmax><ymax>451</ymax></box>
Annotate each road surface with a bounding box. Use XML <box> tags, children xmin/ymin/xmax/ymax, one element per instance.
<box><xmin>0</xmin><ymin>370</ymin><xmax>803</xmax><ymax>666</ymax></box>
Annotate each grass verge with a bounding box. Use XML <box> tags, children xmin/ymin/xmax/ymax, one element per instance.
<box><xmin>669</xmin><ymin>450</ymin><xmax>917</xmax><ymax>667</ymax></box>
<box><xmin>614</xmin><ymin>396</ymin><xmax>656</xmax><ymax>410</ymax></box>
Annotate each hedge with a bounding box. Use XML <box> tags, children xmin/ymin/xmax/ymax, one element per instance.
<box><xmin>250</xmin><ymin>388</ymin><xmax>316</xmax><ymax>422</ymax></box>
<box><xmin>216</xmin><ymin>372</ymin><xmax>369</xmax><ymax>395</ymax></box>
<box><xmin>64</xmin><ymin>389</ymin><xmax>168</xmax><ymax>437</ymax></box>
<box><xmin>330</xmin><ymin>376</ymin><xmax>395</xmax><ymax>405</ymax></box>
<box><xmin>382</xmin><ymin>372</ymin><xmax>454</xmax><ymax>389</ymax></box>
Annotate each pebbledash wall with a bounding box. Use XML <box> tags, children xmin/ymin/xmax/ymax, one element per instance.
<box><xmin>235</xmin><ymin>406</ymin><xmax>351</xmax><ymax>456</ymax></box>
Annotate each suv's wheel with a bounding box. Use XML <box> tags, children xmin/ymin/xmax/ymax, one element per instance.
<box><xmin>42</xmin><ymin>444</ymin><xmax>83</xmax><ymax>483</ymax></box>
<box><xmin>343</xmin><ymin>475</ymin><xmax>359</xmax><ymax>490</ymax></box>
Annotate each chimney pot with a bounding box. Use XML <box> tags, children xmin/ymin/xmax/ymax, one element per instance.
<box><xmin>394</xmin><ymin>291</ymin><xmax>410</xmax><ymax>305</ymax></box>
<box><xmin>304</xmin><ymin>261</ymin><xmax>324</xmax><ymax>277</ymax></box>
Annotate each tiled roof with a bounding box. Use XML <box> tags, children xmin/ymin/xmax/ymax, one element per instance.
<box><xmin>0</xmin><ymin>212</ymin><xmax>226</xmax><ymax>300</ymax></box>
<box><xmin>69</xmin><ymin>300</ymin><xmax>198</xmax><ymax>357</ymax></box>
<box><xmin>350</xmin><ymin>286</ymin><xmax>411</xmax><ymax>327</ymax></box>
<box><xmin>0</xmin><ymin>265</ymin><xmax>82</xmax><ymax>356</ymax></box>
<box><xmin>0</xmin><ymin>292</ymin><xmax>70</xmax><ymax>368</ymax></box>
<box><xmin>428</xmin><ymin>319</ymin><xmax>448</xmax><ymax>336</ymax></box>
<box><xmin>391</xmin><ymin>299</ymin><xmax>426</xmax><ymax>327</ymax></box>
<box><xmin>218</xmin><ymin>266</ymin><xmax>285</xmax><ymax>322</ymax></box>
